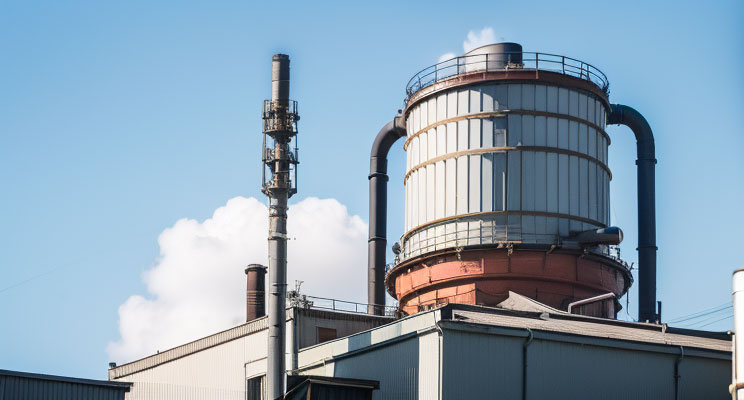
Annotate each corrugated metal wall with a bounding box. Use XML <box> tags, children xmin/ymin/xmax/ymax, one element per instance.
<box><xmin>441</xmin><ymin>329</ymin><xmax>730</xmax><ymax>400</ymax></box>
<box><xmin>0</xmin><ymin>374</ymin><xmax>129</xmax><ymax>400</ymax></box>
<box><xmin>402</xmin><ymin>83</ymin><xmax>610</xmax><ymax>259</ymax></box>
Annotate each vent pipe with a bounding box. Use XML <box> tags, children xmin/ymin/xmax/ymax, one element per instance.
<box><xmin>607</xmin><ymin>104</ymin><xmax>657</xmax><ymax>322</ymax></box>
<box><xmin>245</xmin><ymin>264</ymin><xmax>267</xmax><ymax>321</ymax></box>
<box><xmin>262</xmin><ymin>53</ymin><xmax>299</xmax><ymax>399</ymax></box>
<box><xmin>367</xmin><ymin>116</ymin><xmax>406</xmax><ymax>315</ymax></box>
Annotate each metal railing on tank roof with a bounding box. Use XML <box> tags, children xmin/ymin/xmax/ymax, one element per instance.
<box><xmin>405</xmin><ymin>51</ymin><xmax>610</xmax><ymax>104</ymax></box>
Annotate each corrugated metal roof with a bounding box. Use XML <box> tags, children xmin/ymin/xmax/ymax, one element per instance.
<box><xmin>448</xmin><ymin>304</ymin><xmax>731</xmax><ymax>354</ymax></box>
<box><xmin>0</xmin><ymin>369</ymin><xmax>131</xmax><ymax>400</ymax></box>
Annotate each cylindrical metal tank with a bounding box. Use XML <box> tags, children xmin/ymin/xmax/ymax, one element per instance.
<box><xmin>387</xmin><ymin>43</ymin><xmax>631</xmax><ymax>315</ymax></box>
<box><xmin>245</xmin><ymin>264</ymin><xmax>267</xmax><ymax>321</ymax></box>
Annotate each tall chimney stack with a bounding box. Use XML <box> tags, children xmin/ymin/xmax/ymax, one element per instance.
<box><xmin>245</xmin><ymin>264</ymin><xmax>267</xmax><ymax>321</ymax></box>
<box><xmin>261</xmin><ymin>53</ymin><xmax>299</xmax><ymax>399</ymax></box>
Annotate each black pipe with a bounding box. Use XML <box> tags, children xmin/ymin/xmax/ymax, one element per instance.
<box><xmin>607</xmin><ymin>104</ymin><xmax>658</xmax><ymax>323</ymax></box>
<box><xmin>368</xmin><ymin>116</ymin><xmax>406</xmax><ymax>315</ymax></box>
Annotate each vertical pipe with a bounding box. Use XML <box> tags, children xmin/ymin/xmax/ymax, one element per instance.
<box><xmin>608</xmin><ymin>104</ymin><xmax>657</xmax><ymax>322</ymax></box>
<box><xmin>266</xmin><ymin>53</ymin><xmax>292</xmax><ymax>400</ymax></box>
<box><xmin>245</xmin><ymin>264</ymin><xmax>267</xmax><ymax>321</ymax></box>
<box><xmin>368</xmin><ymin>118</ymin><xmax>406</xmax><ymax>315</ymax></box>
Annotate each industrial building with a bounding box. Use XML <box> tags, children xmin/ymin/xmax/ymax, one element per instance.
<box><xmin>107</xmin><ymin>43</ymin><xmax>733</xmax><ymax>398</ymax></box>
<box><xmin>0</xmin><ymin>368</ymin><xmax>131</xmax><ymax>400</ymax></box>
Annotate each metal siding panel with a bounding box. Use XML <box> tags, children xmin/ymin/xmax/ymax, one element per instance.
<box><xmin>535</xmin><ymin>151</ymin><xmax>547</xmax><ymax>213</ymax></box>
<box><xmin>419</xmin><ymin>166</ymin><xmax>426</xmax><ymax>225</ymax></box>
<box><xmin>426</xmin><ymin>165</ymin><xmax>435</xmax><ymax>222</ymax></box>
<box><xmin>589</xmin><ymin>162</ymin><xmax>597</xmax><ymax>221</ymax></box>
<box><xmin>558</xmin><ymin>87</ymin><xmax>569</xmax><ymax>114</ymax></box>
<box><xmin>522</xmin><ymin>115</ymin><xmax>535</xmax><ymax>146</ymax></box>
<box><xmin>569</xmin><ymin>155</ymin><xmax>579</xmax><ymax>220</ymax></box>
<box><xmin>547</xmin><ymin>117</ymin><xmax>558</xmax><ymax>147</ymax></box>
<box><xmin>578</xmin><ymin>93</ymin><xmax>588</xmax><ymax>120</ymax></box>
<box><xmin>579</xmin><ymin>123</ymin><xmax>588</xmax><ymax>155</ymax></box>
<box><xmin>482</xmin><ymin>85</ymin><xmax>495</xmax><ymax>112</ymax></box>
<box><xmin>507</xmin><ymin>84</ymin><xmax>521</xmax><ymax>109</ymax></box>
<box><xmin>428</xmin><ymin>98</ymin><xmax>436</xmax><ymax>125</ymax></box>
<box><xmin>580</xmin><ymin>158</ymin><xmax>588</xmax><ymax>218</ymax></box>
<box><xmin>535</xmin><ymin>116</ymin><xmax>546</xmax><ymax>146</ymax></box>
<box><xmin>569</xmin><ymin>120</ymin><xmax>579</xmax><ymax>151</ymax></box>
<box><xmin>419</xmin><ymin>131</ymin><xmax>428</xmax><ymax>163</ymax></box>
<box><xmin>507</xmin><ymin>114</ymin><xmax>521</xmax><ymax>146</ymax></box>
<box><xmin>522</xmin><ymin>84</ymin><xmax>535</xmax><ymax>110</ymax></box>
<box><xmin>547</xmin><ymin>152</ymin><xmax>558</xmax><ymax>213</ymax></box>
<box><xmin>411</xmin><ymin>136</ymin><xmax>419</xmax><ymax>166</ymax></box>
<box><xmin>482</xmin><ymin>118</ymin><xmax>493</xmax><ymax>148</ymax></box>
<box><xmin>456</xmin><ymin>120</ymin><xmax>467</xmax><ymax>151</ymax></box>
<box><xmin>507</xmin><ymin>151</ymin><xmax>521</xmax><ymax>211</ymax></box>
<box><xmin>494</xmin><ymin>84</ymin><xmax>508</xmax><ymax>110</ymax></box>
<box><xmin>535</xmin><ymin>84</ymin><xmax>547</xmax><ymax>112</ymax></box>
<box><xmin>457</xmin><ymin>89</ymin><xmax>469</xmax><ymax>116</ymax></box>
<box><xmin>435</xmin><ymin>161</ymin><xmax>445</xmax><ymax>219</ymax></box>
<box><xmin>446</xmin><ymin>122</ymin><xmax>456</xmax><ymax>153</ymax></box>
<box><xmin>447</xmin><ymin>91</ymin><xmax>457</xmax><ymax>118</ymax></box>
<box><xmin>411</xmin><ymin>172</ymin><xmax>418</xmax><ymax>228</ymax></box>
<box><xmin>521</xmin><ymin>151</ymin><xmax>535</xmax><ymax>211</ymax></box>
<box><xmin>428</xmin><ymin>129</ymin><xmax>437</xmax><ymax>161</ymax></box>
<box><xmin>418</xmin><ymin>332</ymin><xmax>440</xmax><ymax>400</ymax></box>
<box><xmin>547</xmin><ymin>86</ymin><xmax>558</xmax><ymax>113</ymax></box>
<box><xmin>436</xmin><ymin>125</ymin><xmax>446</xmax><ymax>157</ymax></box>
<box><xmin>588</xmin><ymin>127</ymin><xmax>597</xmax><ymax>158</ymax></box>
<box><xmin>445</xmin><ymin>159</ymin><xmax>456</xmax><ymax>217</ymax></box>
<box><xmin>412</xmin><ymin>104</ymin><xmax>420</xmax><ymax>134</ymax></box>
<box><xmin>558</xmin><ymin>154</ymin><xmax>569</xmax><ymax>214</ymax></box>
<box><xmin>482</xmin><ymin>154</ymin><xmax>493</xmax><ymax>213</ymax></box>
<box><xmin>558</xmin><ymin>119</ymin><xmax>568</xmax><ymax>149</ymax></box>
<box><xmin>442</xmin><ymin>330</ymin><xmax>522</xmax><ymax>399</ymax></box>
<box><xmin>420</xmin><ymin>99</ymin><xmax>428</xmax><ymax>129</ymax></box>
<box><xmin>456</xmin><ymin>155</ymin><xmax>468</xmax><ymax>214</ymax></box>
<box><xmin>494</xmin><ymin>153</ymin><xmax>506</xmax><ymax>211</ymax></box>
<box><xmin>494</xmin><ymin>116</ymin><xmax>507</xmax><ymax>147</ymax></box>
<box><xmin>470</xmin><ymin>88</ymin><xmax>481</xmax><ymax>113</ymax></box>
<box><xmin>469</xmin><ymin>154</ymin><xmax>481</xmax><ymax>213</ymax></box>
<box><xmin>469</xmin><ymin>119</ymin><xmax>480</xmax><ymax>150</ymax></box>
<box><xmin>568</xmin><ymin>89</ymin><xmax>579</xmax><ymax>117</ymax></box>
<box><xmin>436</xmin><ymin>93</ymin><xmax>447</xmax><ymax>122</ymax></box>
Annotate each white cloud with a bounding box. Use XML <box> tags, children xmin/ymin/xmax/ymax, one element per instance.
<box><xmin>438</xmin><ymin>52</ymin><xmax>456</xmax><ymax>63</ymax></box>
<box><xmin>463</xmin><ymin>27</ymin><xmax>496</xmax><ymax>53</ymax></box>
<box><xmin>438</xmin><ymin>27</ymin><xmax>499</xmax><ymax>63</ymax></box>
<box><xmin>106</xmin><ymin>196</ymin><xmax>368</xmax><ymax>363</ymax></box>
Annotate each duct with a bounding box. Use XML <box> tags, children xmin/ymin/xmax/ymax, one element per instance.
<box><xmin>367</xmin><ymin>116</ymin><xmax>406</xmax><ymax>315</ymax></box>
<box><xmin>573</xmin><ymin>227</ymin><xmax>623</xmax><ymax>245</ymax></box>
<box><xmin>567</xmin><ymin>292</ymin><xmax>616</xmax><ymax>314</ymax></box>
<box><xmin>608</xmin><ymin>104</ymin><xmax>657</xmax><ymax>323</ymax></box>
<box><xmin>245</xmin><ymin>264</ymin><xmax>267</xmax><ymax>321</ymax></box>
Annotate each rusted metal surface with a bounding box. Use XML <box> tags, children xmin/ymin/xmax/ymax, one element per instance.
<box><xmin>245</xmin><ymin>264</ymin><xmax>267</xmax><ymax>321</ymax></box>
<box><xmin>387</xmin><ymin>246</ymin><xmax>631</xmax><ymax>316</ymax></box>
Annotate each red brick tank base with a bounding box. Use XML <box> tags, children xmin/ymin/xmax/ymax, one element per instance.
<box><xmin>386</xmin><ymin>247</ymin><xmax>632</xmax><ymax>316</ymax></box>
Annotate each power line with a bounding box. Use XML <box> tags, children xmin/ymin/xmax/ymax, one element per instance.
<box><xmin>667</xmin><ymin>302</ymin><xmax>732</xmax><ymax>324</ymax></box>
<box><xmin>697</xmin><ymin>314</ymin><xmax>734</xmax><ymax>329</ymax></box>
<box><xmin>679</xmin><ymin>310</ymin><xmax>734</xmax><ymax>328</ymax></box>
<box><xmin>0</xmin><ymin>268</ymin><xmax>59</xmax><ymax>295</ymax></box>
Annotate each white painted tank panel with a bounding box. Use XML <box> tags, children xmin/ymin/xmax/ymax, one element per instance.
<box><xmin>402</xmin><ymin>83</ymin><xmax>610</xmax><ymax>259</ymax></box>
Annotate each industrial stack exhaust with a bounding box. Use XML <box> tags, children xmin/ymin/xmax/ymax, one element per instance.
<box><xmin>369</xmin><ymin>43</ymin><xmax>658</xmax><ymax>322</ymax></box>
<box><xmin>261</xmin><ymin>54</ymin><xmax>300</xmax><ymax>399</ymax></box>
<box><xmin>245</xmin><ymin>264</ymin><xmax>267</xmax><ymax>321</ymax></box>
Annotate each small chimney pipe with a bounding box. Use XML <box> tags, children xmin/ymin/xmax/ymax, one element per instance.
<box><xmin>245</xmin><ymin>264</ymin><xmax>267</xmax><ymax>321</ymax></box>
<box><xmin>608</xmin><ymin>104</ymin><xmax>658</xmax><ymax>323</ymax></box>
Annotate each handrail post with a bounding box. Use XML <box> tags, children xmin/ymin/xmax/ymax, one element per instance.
<box><xmin>535</xmin><ymin>52</ymin><xmax>539</xmax><ymax>69</ymax></box>
<box><xmin>562</xmin><ymin>56</ymin><xmax>565</xmax><ymax>74</ymax></box>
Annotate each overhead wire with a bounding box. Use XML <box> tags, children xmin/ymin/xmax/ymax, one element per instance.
<box><xmin>666</xmin><ymin>301</ymin><xmax>732</xmax><ymax>324</ymax></box>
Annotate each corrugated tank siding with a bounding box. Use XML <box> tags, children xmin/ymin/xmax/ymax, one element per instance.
<box><xmin>402</xmin><ymin>83</ymin><xmax>611</xmax><ymax>259</ymax></box>
<box><xmin>0</xmin><ymin>375</ymin><xmax>128</xmax><ymax>400</ymax></box>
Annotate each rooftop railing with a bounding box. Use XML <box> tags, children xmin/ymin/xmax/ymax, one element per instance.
<box><xmin>405</xmin><ymin>51</ymin><xmax>609</xmax><ymax>104</ymax></box>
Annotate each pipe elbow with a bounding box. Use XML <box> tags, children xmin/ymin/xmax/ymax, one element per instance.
<box><xmin>370</xmin><ymin>116</ymin><xmax>407</xmax><ymax>175</ymax></box>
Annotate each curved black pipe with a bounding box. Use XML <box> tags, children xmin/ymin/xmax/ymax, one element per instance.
<box><xmin>368</xmin><ymin>116</ymin><xmax>406</xmax><ymax>315</ymax></box>
<box><xmin>607</xmin><ymin>104</ymin><xmax>658</xmax><ymax>323</ymax></box>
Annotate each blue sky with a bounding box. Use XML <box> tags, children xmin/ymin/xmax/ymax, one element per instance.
<box><xmin>1</xmin><ymin>0</ymin><xmax>742</xmax><ymax>379</ymax></box>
